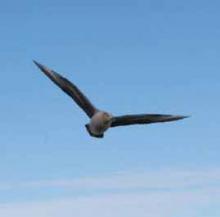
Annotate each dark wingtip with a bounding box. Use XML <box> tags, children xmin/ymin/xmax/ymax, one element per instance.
<box><xmin>181</xmin><ymin>115</ymin><xmax>190</xmax><ymax>119</ymax></box>
<box><xmin>33</xmin><ymin>60</ymin><xmax>45</xmax><ymax>71</ymax></box>
<box><xmin>33</xmin><ymin>59</ymin><xmax>39</xmax><ymax>66</ymax></box>
<box><xmin>33</xmin><ymin>60</ymin><xmax>54</xmax><ymax>77</ymax></box>
<box><xmin>175</xmin><ymin>115</ymin><xmax>190</xmax><ymax>121</ymax></box>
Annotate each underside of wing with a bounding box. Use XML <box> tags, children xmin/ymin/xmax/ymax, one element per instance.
<box><xmin>111</xmin><ymin>114</ymin><xmax>188</xmax><ymax>127</ymax></box>
<box><xmin>33</xmin><ymin>61</ymin><xmax>97</xmax><ymax>118</ymax></box>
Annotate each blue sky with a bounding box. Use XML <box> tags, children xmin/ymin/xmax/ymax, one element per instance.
<box><xmin>0</xmin><ymin>0</ymin><xmax>220</xmax><ymax>216</ymax></box>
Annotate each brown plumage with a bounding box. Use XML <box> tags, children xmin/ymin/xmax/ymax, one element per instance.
<box><xmin>34</xmin><ymin>60</ymin><xmax>188</xmax><ymax>138</ymax></box>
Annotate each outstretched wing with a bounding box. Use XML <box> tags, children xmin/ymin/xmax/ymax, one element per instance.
<box><xmin>33</xmin><ymin>60</ymin><xmax>98</xmax><ymax>118</ymax></box>
<box><xmin>111</xmin><ymin>114</ymin><xmax>188</xmax><ymax>127</ymax></box>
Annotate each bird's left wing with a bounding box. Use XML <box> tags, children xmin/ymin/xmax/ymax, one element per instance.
<box><xmin>33</xmin><ymin>61</ymin><xmax>98</xmax><ymax>118</ymax></box>
<box><xmin>111</xmin><ymin>114</ymin><xmax>188</xmax><ymax>127</ymax></box>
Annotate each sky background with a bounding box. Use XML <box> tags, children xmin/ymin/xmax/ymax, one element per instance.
<box><xmin>0</xmin><ymin>0</ymin><xmax>220</xmax><ymax>216</ymax></box>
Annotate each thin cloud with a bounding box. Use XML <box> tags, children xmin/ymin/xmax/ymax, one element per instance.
<box><xmin>0</xmin><ymin>169</ymin><xmax>220</xmax><ymax>217</ymax></box>
<box><xmin>0</xmin><ymin>168</ymin><xmax>220</xmax><ymax>192</ymax></box>
<box><xmin>0</xmin><ymin>190</ymin><xmax>219</xmax><ymax>217</ymax></box>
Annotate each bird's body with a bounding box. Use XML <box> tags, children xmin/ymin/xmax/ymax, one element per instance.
<box><xmin>86</xmin><ymin>111</ymin><xmax>113</xmax><ymax>138</ymax></box>
<box><xmin>33</xmin><ymin>60</ymin><xmax>188</xmax><ymax>138</ymax></box>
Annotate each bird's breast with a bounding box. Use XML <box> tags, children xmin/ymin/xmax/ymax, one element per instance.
<box><xmin>89</xmin><ymin>112</ymin><xmax>111</xmax><ymax>135</ymax></box>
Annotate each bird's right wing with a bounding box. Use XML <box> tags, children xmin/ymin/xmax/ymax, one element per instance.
<box><xmin>111</xmin><ymin>114</ymin><xmax>188</xmax><ymax>127</ymax></box>
<box><xmin>34</xmin><ymin>61</ymin><xmax>98</xmax><ymax>118</ymax></box>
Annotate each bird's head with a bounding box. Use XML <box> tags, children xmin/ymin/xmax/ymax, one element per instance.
<box><xmin>102</xmin><ymin>112</ymin><xmax>113</xmax><ymax>124</ymax></box>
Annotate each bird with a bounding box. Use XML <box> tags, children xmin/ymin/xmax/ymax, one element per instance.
<box><xmin>33</xmin><ymin>60</ymin><xmax>188</xmax><ymax>138</ymax></box>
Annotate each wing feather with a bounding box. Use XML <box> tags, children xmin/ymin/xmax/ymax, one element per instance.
<box><xmin>111</xmin><ymin>114</ymin><xmax>188</xmax><ymax>127</ymax></box>
<box><xmin>34</xmin><ymin>61</ymin><xmax>97</xmax><ymax>118</ymax></box>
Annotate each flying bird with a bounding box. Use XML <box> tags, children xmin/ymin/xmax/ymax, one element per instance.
<box><xmin>33</xmin><ymin>61</ymin><xmax>188</xmax><ymax>138</ymax></box>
